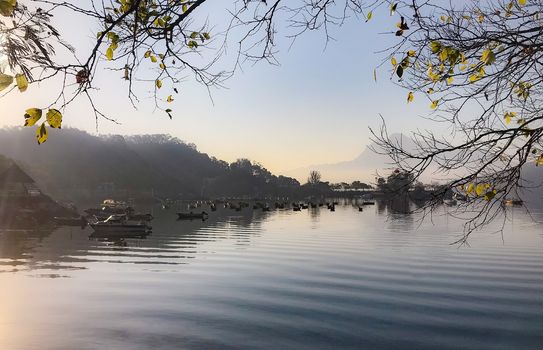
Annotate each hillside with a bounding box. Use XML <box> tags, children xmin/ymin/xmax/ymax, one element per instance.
<box><xmin>0</xmin><ymin>128</ymin><xmax>300</xmax><ymax>200</ymax></box>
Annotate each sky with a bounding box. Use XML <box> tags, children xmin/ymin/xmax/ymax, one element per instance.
<box><xmin>0</xmin><ymin>1</ymin><xmax>439</xmax><ymax>179</ymax></box>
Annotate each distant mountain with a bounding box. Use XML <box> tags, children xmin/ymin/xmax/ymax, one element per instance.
<box><xmin>286</xmin><ymin>133</ymin><xmax>418</xmax><ymax>183</ymax></box>
<box><xmin>0</xmin><ymin>127</ymin><xmax>300</xmax><ymax>200</ymax></box>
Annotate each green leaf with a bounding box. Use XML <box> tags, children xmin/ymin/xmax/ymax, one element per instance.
<box><xmin>0</xmin><ymin>73</ymin><xmax>13</xmax><ymax>91</ymax></box>
<box><xmin>484</xmin><ymin>190</ymin><xmax>497</xmax><ymax>201</ymax></box>
<box><xmin>24</xmin><ymin>108</ymin><xmax>42</xmax><ymax>126</ymax></box>
<box><xmin>430</xmin><ymin>41</ymin><xmax>442</xmax><ymax>54</ymax></box>
<box><xmin>36</xmin><ymin>123</ymin><xmax>48</xmax><ymax>145</ymax></box>
<box><xmin>15</xmin><ymin>74</ymin><xmax>28</xmax><ymax>92</ymax></box>
<box><xmin>0</xmin><ymin>0</ymin><xmax>17</xmax><ymax>16</ymax></box>
<box><xmin>46</xmin><ymin>109</ymin><xmax>62</xmax><ymax>129</ymax></box>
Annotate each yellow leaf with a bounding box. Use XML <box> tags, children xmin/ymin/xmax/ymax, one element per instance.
<box><xmin>481</xmin><ymin>48</ymin><xmax>496</xmax><ymax>65</ymax></box>
<box><xmin>504</xmin><ymin>111</ymin><xmax>516</xmax><ymax>124</ymax></box>
<box><xmin>391</xmin><ymin>57</ymin><xmax>397</xmax><ymax>67</ymax></box>
<box><xmin>36</xmin><ymin>123</ymin><xmax>48</xmax><ymax>145</ymax></box>
<box><xmin>366</xmin><ymin>11</ymin><xmax>372</xmax><ymax>21</ymax></box>
<box><xmin>536</xmin><ymin>154</ymin><xmax>543</xmax><ymax>166</ymax></box>
<box><xmin>469</xmin><ymin>74</ymin><xmax>480</xmax><ymax>82</ymax></box>
<box><xmin>427</xmin><ymin>88</ymin><xmax>434</xmax><ymax>94</ymax></box>
<box><xmin>156</xmin><ymin>79</ymin><xmax>162</xmax><ymax>89</ymax></box>
<box><xmin>373</xmin><ymin>69</ymin><xmax>377</xmax><ymax>82</ymax></box>
<box><xmin>467</xmin><ymin>183</ymin><xmax>474</xmax><ymax>194</ymax></box>
<box><xmin>144</xmin><ymin>50</ymin><xmax>151</xmax><ymax>58</ymax></box>
<box><xmin>446</xmin><ymin>76</ymin><xmax>453</xmax><ymax>85</ymax></box>
<box><xmin>150</xmin><ymin>55</ymin><xmax>157</xmax><ymax>63</ymax></box>
<box><xmin>24</xmin><ymin>108</ymin><xmax>42</xmax><ymax>126</ymax></box>
<box><xmin>407</xmin><ymin>50</ymin><xmax>416</xmax><ymax>57</ymax></box>
<box><xmin>519</xmin><ymin>0</ymin><xmax>526</xmax><ymax>6</ymax></box>
<box><xmin>407</xmin><ymin>91</ymin><xmax>414</xmax><ymax>103</ymax></box>
<box><xmin>15</xmin><ymin>74</ymin><xmax>28</xmax><ymax>92</ymax></box>
<box><xmin>0</xmin><ymin>0</ymin><xmax>16</xmax><ymax>16</ymax></box>
<box><xmin>430</xmin><ymin>100</ymin><xmax>439</xmax><ymax>109</ymax></box>
<box><xmin>46</xmin><ymin>109</ymin><xmax>62</xmax><ymax>129</ymax></box>
<box><xmin>159</xmin><ymin>63</ymin><xmax>166</xmax><ymax>70</ymax></box>
<box><xmin>0</xmin><ymin>73</ymin><xmax>13</xmax><ymax>91</ymax></box>
<box><xmin>475</xmin><ymin>183</ymin><xmax>485</xmax><ymax>196</ymax></box>
<box><xmin>167</xmin><ymin>95</ymin><xmax>173</xmax><ymax>103</ymax></box>
<box><xmin>106</xmin><ymin>47</ymin><xmax>114</xmax><ymax>61</ymax></box>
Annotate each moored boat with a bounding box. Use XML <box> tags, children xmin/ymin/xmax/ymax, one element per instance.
<box><xmin>177</xmin><ymin>211</ymin><xmax>208</xmax><ymax>220</ymax></box>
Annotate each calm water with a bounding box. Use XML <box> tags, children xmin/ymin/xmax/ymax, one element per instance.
<box><xmin>1</xmin><ymin>201</ymin><xmax>543</xmax><ymax>349</ymax></box>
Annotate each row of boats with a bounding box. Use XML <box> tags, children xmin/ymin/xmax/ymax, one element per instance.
<box><xmin>54</xmin><ymin>198</ymin><xmax>380</xmax><ymax>235</ymax></box>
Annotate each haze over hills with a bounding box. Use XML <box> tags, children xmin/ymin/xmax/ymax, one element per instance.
<box><xmin>286</xmin><ymin>133</ymin><xmax>418</xmax><ymax>183</ymax></box>
<box><xmin>0</xmin><ymin>127</ymin><xmax>301</xmax><ymax>200</ymax></box>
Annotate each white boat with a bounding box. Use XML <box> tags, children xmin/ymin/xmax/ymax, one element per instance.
<box><xmin>90</xmin><ymin>214</ymin><xmax>151</xmax><ymax>233</ymax></box>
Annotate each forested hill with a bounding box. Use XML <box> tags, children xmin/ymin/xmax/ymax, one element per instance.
<box><xmin>0</xmin><ymin>128</ymin><xmax>300</xmax><ymax>200</ymax></box>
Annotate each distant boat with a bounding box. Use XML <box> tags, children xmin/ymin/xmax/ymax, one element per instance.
<box><xmin>361</xmin><ymin>201</ymin><xmax>375</xmax><ymax>205</ymax></box>
<box><xmin>177</xmin><ymin>211</ymin><xmax>208</xmax><ymax>220</ymax></box>
<box><xmin>90</xmin><ymin>214</ymin><xmax>151</xmax><ymax>233</ymax></box>
<box><xmin>503</xmin><ymin>199</ymin><xmax>523</xmax><ymax>206</ymax></box>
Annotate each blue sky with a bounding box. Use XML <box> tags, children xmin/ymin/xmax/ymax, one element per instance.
<box><xmin>0</xmin><ymin>1</ymin><xmax>439</xmax><ymax>176</ymax></box>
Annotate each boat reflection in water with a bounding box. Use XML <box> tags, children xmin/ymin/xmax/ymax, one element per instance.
<box><xmin>89</xmin><ymin>214</ymin><xmax>152</xmax><ymax>234</ymax></box>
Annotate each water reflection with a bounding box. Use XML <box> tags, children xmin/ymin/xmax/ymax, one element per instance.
<box><xmin>0</xmin><ymin>206</ymin><xmax>273</xmax><ymax>275</ymax></box>
<box><xmin>1</xmin><ymin>202</ymin><xmax>543</xmax><ymax>350</ymax></box>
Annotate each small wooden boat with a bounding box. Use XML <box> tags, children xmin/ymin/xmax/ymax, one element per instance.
<box><xmin>361</xmin><ymin>201</ymin><xmax>375</xmax><ymax>205</ymax></box>
<box><xmin>177</xmin><ymin>211</ymin><xmax>208</xmax><ymax>220</ymax></box>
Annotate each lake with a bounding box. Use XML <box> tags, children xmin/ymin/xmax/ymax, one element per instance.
<box><xmin>1</xmin><ymin>201</ymin><xmax>543</xmax><ymax>349</ymax></box>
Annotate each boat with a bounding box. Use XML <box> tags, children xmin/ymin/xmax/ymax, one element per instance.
<box><xmin>90</xmin><ymin>214</ymin><xmax>151</xmax><ymax>233</ymax></box>
<box><xmin>361</xmin><ymin>201</ymin><xmax>375</xmax><ymax>205</ymax></box>
<box><xmin>53</xmin><ymin>216</ymin><xmax>87</xmax><ymax>227</ymax></box>
<box><xmin>503</xmin><ymin>199</ymin><xmax>523</xmax><ymax>206</ymax></box>
<box><xmin>177</xmin><ymin>211</ymin><xmax>208</xmax><ymax>220</ymax></box>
